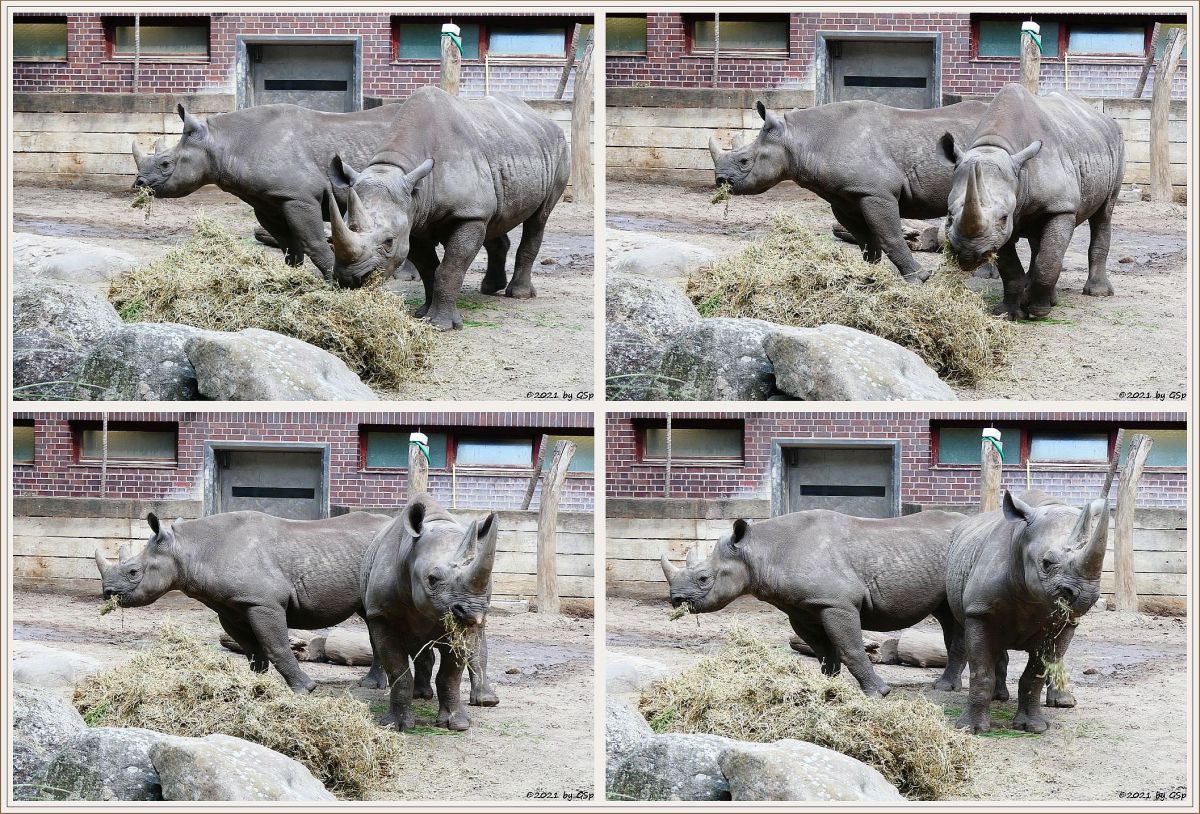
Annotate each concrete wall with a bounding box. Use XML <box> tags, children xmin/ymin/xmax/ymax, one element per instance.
<box><xmin>606</xmin><ymin>497</ymin><xmax>1187</xmax><ymax>602</ymax></box>
<box><xmin>606</xmin><ymin>87</ymin><xmax>1187</xmax><ymax>192</ymax></box>
<box><xmin>14</xmin><ymin>497</ymin><xmax>594</xmax><ymax>603</ymax></box>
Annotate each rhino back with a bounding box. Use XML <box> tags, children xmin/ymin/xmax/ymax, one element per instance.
<box><xmin>945</xmin><ymin>510</ymin><xmax>1013</xmax><ymax>621</ymax></box>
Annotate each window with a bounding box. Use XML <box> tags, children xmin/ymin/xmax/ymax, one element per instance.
<box><xmin>689</xmin><ymin>14</ymin><xmax>788</xmax><ymax>54</ymax></box>
<box><xmin>488</xmin><ymin>25</ymin><xmax>566</xmax><ymax>56</ymax></box>
<box><xmin>77</xmin><ymin>423</ymin><xmax>177</xmax><ymax>464</ymax></box>
<box><xmin>1118</xmin><ymin>429</ymin><xmax>1187</xmax><ymax>468</ymax></box>
<box><xmin>365</xmin><ymin>430</ymin><xmax>449</xmax><ymax>469</ymax></box>
<box><xmin>573</xmin><ymin>23</ymin><xmax>594</xmax><ymax>59</ymax></box>
<box><xmin>1028</xmin><ymin>432</ymin><xmax>1109</xmax><ymax>463</ymax></box>
<box><xmin>109</xmin><ymin>17</ymin><xmax>209</xmax><ymax>60</ymax></box>
<box><xmin>642</xmin><ymin>422</ymin><xmax>743</xmax><ymax>463</ymax></box>
<box><xmin>936</xmin><ymin>427</ymin><xmax>988</xmax><ymax>465</ymax></box>
<box><xmin>1068</xmin><ymin>24</ymin><xmax>1146</xmax><ymax>54</ymax></box>
<box><xmin>607</xmin><ymin>15</ymin><xmax>647</xmax><ymax>55</ymax></box>
<box><xmin>13</xmin><ymin>16</ymin><xmax>67</xmax><ymax>61</ymax></box>
<box><xmin>1155</xmin><ymin>23</ymin><xmax>1187</xmax><ymax>59</ymax></box>
<box><xmin>13</xmin><ymin>422</ymin><xmax>35</xmax><ymax>465</ymax></box>
<box><xmin>456</xmin><ymin>436</ymin><xmax>534</xmax><ymax>467</ymax></box>
<box><xmin>976</xmin><ymin>18</ymin><xmax>1062</xmax><ymax>58</ymax></box>
<box><xmin>395</xmin><ymin>20</ymin><xmax>481</xmax><ymax>60</ymax></box>
<box><xmin>543</xmin><ymin>434</ymin><xmax>594</xmax><ymax>473</ymax></box>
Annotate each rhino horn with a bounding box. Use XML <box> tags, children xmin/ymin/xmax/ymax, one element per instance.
<box><xmin>328</xmin><ymin>187</ymin><xmax>366</xmax><ymax>264</ymax></box>
<box><xmin>708</xmin><ymin>134</ymin><xmax>725</xmax><ymax>164</ymax></box>
<box><xmin>684</xmin><ymin>546</ymin><xmax>702</xmax><ymax>567</ymax></box>
<box><xmin>660</xmin><ymin>553</ymin><xmax>680</xmax><ymax>581</ymax></box>
<box><xmin>152</xmin><ymin>135</ymin><xmax>169</xmax><ymax>154</ymax></box>
<box><xmin>732</xmin><ymin>131</ymin><xmax>745</xmax><ymax>150</ymax></box>
<box><xmin>464</xmin><ymin>514</ymin><xmax>498</xmax><ymax>592</ymax></box>
<box><xmin>131</xmin><ymin>140</ymin><xmax>148</xmax><ymax>166</ymax></box>
<box><xmin>95</xmin><ymin>548</ymin><xmax>113</xmax><ymax>577</ymax></box>
<box><xmin>117</xmin><ymin>543</ymin><xmax>132</xmax><ymax>563</ymax></box>
<box><xmin>347</xmin><ymin>187</ymin><xmax>371</xmax><ymax>233</ymax></box>
<box><xmin>454</xmin><ymin>519</ymin><xmax>480</xmax><ymax>563</ymax></box>
<box><xmin>961</xmin><ymin>162</ymin><xmax>987</xmax><ymax>237</ymax></box>
<box><xmin>1072</xmin><ymin>499</ymin><xmax>1110</xmax><ymax>579</ymax></box>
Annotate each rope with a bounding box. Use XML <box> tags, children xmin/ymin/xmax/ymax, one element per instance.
<box><xmin>441</xmin><ymin>30</ymin><xmax>464</xmax><ymax>56</ymax></box>
<box><xmin>409</xmin><ymin>438</ymin><xmax>430</xmax><ymax>464</ymax></box>
<box><xmin>986</xmin><ymin>436</ymin><xmax>1005</xmax><ymax>462</ymax></box>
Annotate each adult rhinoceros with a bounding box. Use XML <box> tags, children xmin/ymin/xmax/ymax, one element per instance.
<box><xmin>326</xmin><ymin>86</ymin><xmax>570</xmax><ymax>330</ymax></box>
<box><xmin>945</xmin><ymin>490</ymin><xmax>1109</xmax><ymax>734</ymax></box>
<box><xmin>661</xmin><ymin>509</ymin><xmax>968</xmax><ymax>697</ymax></box>
<box><xmin>940</xmin><ymin>85</ymin><xmax>1125</xmax><ymax>319</ymax></box>
<box><xmin>95</xmin><ymin>510</ymin><xmax>498</xmax><ymax>706</ymax></box>
<box><xmin>131</xmin><ymin>103</ymin><xmax>405</xmax><ymax>279</ymax></box>
<box><xmin>709</xmin><ymin>99</ymin><xmax>987</xmax><ymax>282</ymax></box>
<box><xmin>360</xmin><ymin>493</ymin><xmax>499</xmax><ymax>731</ymax></box>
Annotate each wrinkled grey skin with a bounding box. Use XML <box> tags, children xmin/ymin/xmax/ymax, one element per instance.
<box><xmin>95</xmin><ymin>510</ymin><xmax>497</xmax><ymax>705</ymax></box>
<box><xmin>327</xmin><ymin>86</ymin><xmax>570</xmax><ymax>330</ymax></box>
<box><xmin>661</xmin><ymin>509</ymin><xmax>968</xmax><ymax>697</ymax></box>
<box><xmin>361</xmin><ymin>493</ymin><xmax>499</xmax><ymax>731</ymax></box>
<box><xmin>941</xmin><ymin>85</ymin><xmax>1124</xmax><ymax>319</ymax></box>
<box><xmin>945</xmin><ymin>490</ymin><xmax>1109</xmax><ymax>734</ymax></box>
<box><xmin>710</xmin><ymin>99</ymin><xmax>987</xmax><ymax>282</ymax></box>
<box><xmin>131</xmin><ymin>103</ymin><xmax>404</xmax><ymax>280</ymax></box>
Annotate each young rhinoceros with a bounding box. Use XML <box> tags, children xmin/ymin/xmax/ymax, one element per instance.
<box><xmin>661</xmin><ymin>509</ymin><xmax>968</xmax><ymax>697</ymax></box>
<box><xmin>945</xmin><ymin>490</ymin><xmax>1109</xmax><ymax>734</ymax></box>
<box><xmin>360</xmin><ymin>493</ymin><xmax>499</xmax><ymax>731</ymax></box>
<box><xmin>940</xmin><ymin>84</ymin><xmax>1124</xmax><ymax>319</ymax></box>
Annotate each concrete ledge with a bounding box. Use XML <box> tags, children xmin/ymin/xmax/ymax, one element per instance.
<box><xmin>606</xmin><ymin>497</ymin><xmax>772</xmax><ymax>520</ymax></box>
<box><xmin>13</xmin><ymin>496</ymin><xmax>202</xmax><ymax>520</ymax></box>
<box><xmin>13</xmin><ymin>92</ymin><xmax>234</xmax><ymax>114</ymax></box>
<box><xmin>607</xmin><ymin>86</ymin><xmax>814</xmax><ymax>110</ymax></box>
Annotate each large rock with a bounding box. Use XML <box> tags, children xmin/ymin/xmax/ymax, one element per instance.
<box><xmin>607</xmin><ymin>322</ymin><xmax>663</xmax><ymax>401</ymax></box>
<box><xmin>12</xmin><ymin>641</ymin><xmax>103</xmax><ymax>689</ymax></box>
<box><xmin>606</xmin><ymin>273</ymin><xmax>700</xmax><ymax>340</ymax></box>
<box><xmin>719</xmin><ymin>739</ymin><xmax>903</xmax><ymax>801</ymax></box>
<box><xmin>42</xmin><ymin>728</ymin><xmax>172</xmax><ymax>802</ymax></box>
<box><xmin>605</xmin><ymin>699</ymin><xmax>653</xmax><ymax>783</ymax></box>
<box><xmin>12</xmin><ymin>233</ymin><xmax>137</xmax><ymax>288</ymax></box>
<box><xmin>646</xmin><ymin>318</ymin><xmax>778</xmax><ymax>401</ymax></box>
<box><xmin>607</xmin><ymin>230</ymin><xmax>717</xmax><ymax>281</ymax></box>
<box><xmin>766</xmin><ymin>325</ymin><xmax>955</xmax><ymax>401</ymax></box>
<box><xmin>78</xmin><ymin>323</ymin><xmax>204</xmax><ymax>401</ymax></box>
<box><xmin>152</xmin><ymin>734</ymin><xmax>335</xmax><ymax>801</ymax></box>
<box><xmin>609</xmin><ymin>733</ymin><xmax>733</xmax><ymax>802</ymax></box>
<box><xmin>186</xmin><ymin>328</ymin><xmax>377</xmax><ymax>401</ymax></box>
<box><xmin>606</xmin><ymin>653</ymin><xmax>670</xmax><ymax>694</ymax></box>
<box><xmin>11</xmin><ymin>684</ymin><xmax>87</xmax><ymax>794</ymax></box>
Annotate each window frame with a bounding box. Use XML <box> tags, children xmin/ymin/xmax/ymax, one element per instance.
<box><xmin>13</xmin><ymin>420</ymin><xmax>36</xmax><ymax>466</ymax></box>
<box><xmin>636</xmin><ymin>418</ymin><xmax>746</xmax><ymax>467</ymax></box>
<box><xmin>970</xmin><ymin>14</ymin><xmax>1186</xmax><ymax>62</ymax></box>
<box><xmin>684</xmin><ymin>13</ymin><xmax>790</xmax><ymax>58</ymax></box>
<box><xmin>72</xmin><ymin>421</ymin><xmax>179</xmax><ymax>467</ymax></box>
<box><xmin>360</xmin><ymin>426</ymin><xmax>451</xmax><ymax>471</ymax></box>
<box><xmin>930</xmin><ymin>421</ymin><xmax>1187</xmax><ymax>471</ymax></box>
<box><xmin>606</xmin><ymin>14</ymin><xmax>648</xmax><ymax>56</ymax></box>
<box><xmin>359</xmin><ymin>425</ymin><xmax>595</xmax><ymax>475</ymax></box>
<box><xmin>12</xmin><ymin>15</ymin><xmax>69</xmax><ymax>63</ymax></box>
<box><xmin>103</xmin><ymin>15</ymin><xmax>211</xmax><ymax>63</ymax></box>
<box><xmin>390</xmin><ymin>15</ymin><xmax>589</xmax><ymax>63</ymax></box>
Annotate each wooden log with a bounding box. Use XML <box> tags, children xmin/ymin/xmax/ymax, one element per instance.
<box><xmin>896</xmin><ymin>628</ymin><xmax>947</xmax><ymax>668</ymax></box>
<box><xmin>1114</xmin><ymin>433</ymin><xmax>1153</xmax><ymax>611</ymax></box>
<box><xmin>521</xmin><ymin>434</ymin><xmax>550</xmax><ymax>511</ymax></box>
<box><xmin>408</xmin><ymin>431</ymin><xmax>429</xmax><ymax>496</ymax></box>
<box><xmin>1133</xmin><ymin>23</ymin><xmax>1162</xmax><ymax>99</ymax></box>
<box><xmin>324</xmin><ymin>627</ymin><xmax>374</xmax><ymax>666</ymax></box>
<box><xmin>440</xmin><ymin>28</ymin><xmax>461</xmax><ymax>96</ymax></box>
<box><xmin>569</xmin><ymin>32</ymin><xmax>594</xmax><ymax>206</ymax></box>
<box><xmin>555</xmin><ymin>23</ymin><xmax>582</xmax><ymax>100</ymax></box>
<box><xmin>788</xmin><ymin>631</ymin><xmax>898</xmax><ymax>664</ymax></box>
<box><xmin>1019</xmin><ymin>30</ymin><xmax>1041</xmax><ymax>94</ymax></box>
<box><xmin>1150</xmin><ymin>28</ymin><xmax>1186</xmax><ymax>203</ymax></box>
<box><xmin>980</xmin><ymin>433</ymin><xmax>1004</xmax><ymax>513</ymax></box>
<box><xmin>536</xmin><ymin>440</ymin><xmax>576</xmax><ymax>614</ymax></box>
<box><xmin>1100</xmin><ymin>428</ymin><xmax>1125</xmax><ymax>500</ymax></box>
<box><xmin>219</xmin><ymin>630</ymin><xmax>326</xmax><ymax>662</ymax></box>
<box><xmin>831</xmin><ymin>219</ymin><xmax>941</xmax><ymax>252</ymax></box>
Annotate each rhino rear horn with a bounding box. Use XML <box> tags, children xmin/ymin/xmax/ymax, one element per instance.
<box><xmin>731</xmin><ymin>131</ymin><xmax>745</xmax><ymax>150</ymax></box>
<box><xmin>117</xmin><ymin>543</ymin><xmax>132</xmax><ymax>563</ymax></box>
<box><xmin>684</xmin><ymin>546</ymin><xmax>702</xmax><ymax>567</ymax></box>
<box><xmin>660</xmin><ymin>553</ymin><xmax>680</xmax><ymax>581</ymax></box>
<box><xmin>1072</xmin><ymin>499</ymin><xmax>1110</xmax><ymax>579</ymax></box>
<box><xmin>153</xmin><ymin>135</ymin><xmax>169</xmax><ymax>154</ymax></box>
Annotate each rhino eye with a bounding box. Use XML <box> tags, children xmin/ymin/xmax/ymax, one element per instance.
<box><xmin>739</xmin><ymin>157</ymin><xmax>751</xmax><ymax>167</ymax></box>
<box><xmin>427</xmin><ymin>573</ymin><xmax>442</xmax><ymax>588</ymax></box>
<box><xmin>1041</xmin><ymin>557</ymin><xmax>1055</xmax><ymax>572</ymax></box>
<box><xmin>382</xmin><ymin>238</ymin><xmax>395</xmax><ymax>253</ymax></box>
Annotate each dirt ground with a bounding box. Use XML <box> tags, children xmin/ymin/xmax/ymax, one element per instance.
<box><xmin>12</xmin><ymin>184</ymin><xmax>595</xmax><ymax>401</ymax></box>
<box><xmin>607</xmin><ymin>181</ymin><xmax>1188</xmax><ymax>402</ymax></box>
<box><xmin>607</xmin><ymin>595</ymin><xmax>1189</xmax><ymax>803</ymax></box>
<box><xmin>12</xmin><ymin>586</ymin><xmax>595</xmax><ymax>802</ymax></box>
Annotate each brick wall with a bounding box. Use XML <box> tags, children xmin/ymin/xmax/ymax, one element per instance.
<box><xmin>606</xmin><ymin>411</ymin><xmax>1186</xmax><ymax>509</ymax></box>
<box><xmin>607</xmin><ymin>13</ymin><xmax>1187</xmax><ymax>100</ymax></box>
<box><xmin>13</xmin><ymin>412</ymin><xmax>595</xmax><ymax>512</ymax></box>
<box><xmin>13</xmin><ymin>13</ymin><xmax>583</xmax><ymax>100</ymax></box>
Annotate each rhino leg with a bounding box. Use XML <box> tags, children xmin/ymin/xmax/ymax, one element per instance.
<box><xmin>434</xmin><ymin>643</ymin><xmax>471</xmax><ymax>731</ymax></box>
<box><xmin>424</xmin><ymin>221</ymin><xmax>486</xmax><ymax>330</ymax></box>
<box><xmin>1025</xmin><ymin>213</ymin><xmax>1076</xmax><ymax>319</ymax></box>
<box><xmin>368</xmin><ymin>617</ymin><xmax>415</xmax><ymax>731</ymax></box>
<box><xmin>789</xmin><ymin>617</ymin><xmax>841</xmax><ymax>676</ymax></box>
<box><xmin>858</xmin><ymin>195</ymin><xmax>929</xmax><ymax>283</ymax></box>
<box><xmin>993</xmin><ymin>650</ymin><xmax>1010</xmax><ymax>701</ymax></box>
<box><xmin>480</xmin><ymin>235</ymin><xmax>511</xmax><ymax>295</ymax></box>
<box><xmin>245</xmin><ymin>605</ymin><xmax>316</xmax><ymax>694</ymax></box>
<box><xmin>357</xmin><ymin>618</ymin><xmax>389</xmax><ymax>689</ymax></box>
<box><xmin>932</xmin><ymin>604</ymin><xmax>966</xmax><ymax>691</ymax></box>
<box><xmin>819</xmin><ymin>606</ymin><xmax>890</xmax><ymax>697</ymax></box>
<box><xmin>218</xmin><ymin>612</ymin><xmax>269</xmax><ymax>674</ymax></box>
<box><xmin>282</xmin><ymin>198</ymin><xmax>334</xmax><ymax>282</ymax></box>
<box><xmin>468</xmin><ymin>623</ymin><xmax>499</xmax><ymax>707</ymax></box>
<box><xmin>1011</xmin><ymin>652</ymin><xmax>1050</xmax><ymax>733</ymax></box>
<box><xmin>957</xmin><ymin>617</ymin><xmax>996</xmax><ymax>734</ymax></box>
<box><xmin>831</xmin><ymin>205</ymin><xmax>882</xmax><ymax>265</ymax></box>
<box><xmin>1082</xmin><ymin>194</ymin><xmax>1117</xmax><ymax>298</ymax></box>
<box><xmin>254</xmin><ymin>207</ymin><xmax>304</xmax><ymax>269</ymax></box>
<box><xmin>413</xmin><ymin>647</ymin><xmax>436</xmax><ymax>700</ymax></box>
<box><xmin>993</xmin><ymin>241</ymin><xmax>1029</xmax><ymax>320</ymax></box>
<box><xmin>507</xmin><ymin>204</ymin><xmax>553</xmax><ymax>299</ymax></box>
<box><xmin>409</xmin><ymin>240</ymin><xmax>441</xmax><ymax>319</ymax></box>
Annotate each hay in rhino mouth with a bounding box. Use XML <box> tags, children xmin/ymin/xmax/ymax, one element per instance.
<box><xmin>98</xmin><ymin>595</ymin><xmax>121</xmax><ymax>616</ymax></box>
<box><xmin>686</xmin><ymin>215</ymin><xmax>1015</xmax><ymax>386</ymax></box>
<box><xmin>638</xmin><ymin>625</ymin><xmax>976</xmax><ymax>801</ymax></box>
<box><xmin>439</xmin><ymin>612</ymin><xmax>481</xmax><ymax>661</ymax></box>
<box><xmin>129</xmin><ymin>187</ymin><xmax>155</xmax><ymax>223</ymax></box>
<box><xmin>107</xmin><ymin>216</ymin><xmax>435</xmax><ymax>391</ymax></box>
<box><xmin>73</xmin><ymin>622</ymin><xmax>408</xmax><ymax>799</ymax></box>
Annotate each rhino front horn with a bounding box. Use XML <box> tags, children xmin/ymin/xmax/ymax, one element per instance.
<box><xmin>94</xmin><ymin>548</ymin><xmax>113</xmax><ymax>576</ymax></box>
<box><xmin>708</xmin><ymin>134</ymin><xmax>725</xmax><ymax>164</ymax></box>
<box><xmin>131</xmin><ymin>140</ymin><xmax>147</xmax><ymax>166</ymax></box>
<box><xmin>660</xmin><ymin>553</ymin><xmax>680</xmax><ymax>581</ymax></box>
<box><xmin>327</xmin><ymin>188</ymin><xmax>366</xmax><ymax>264</ymax></box>
<box><xmin>961</xmin><ymin>162</ymin><xmax>987</xmax><ymax>237</ymax></box>
<box><xmin>1072</xmin><ymin>499</ymin><xmax>1110</xmax><ymax>579</ymax></box>
<box><xmin>465</xmin><ymin>514</ymin><xmax>498</xmax><ymax>593</ymax></box>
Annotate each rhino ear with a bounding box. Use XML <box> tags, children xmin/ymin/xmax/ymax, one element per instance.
<box><xmin>177</xmin><ymin>105</ymin><xmax>208</xmax><ymax>140</ymax></box>
<box><xmin>1010</xmin><ymin>140</ymin><xmax>1042</xmax><ymax>172</ymax></box>
<box><xmin>147</xmin><ymin>512</ymin><xmax>161</xmax><ymax>537</ymax></box>
<box><xmin>330</xmin><ymin>154</ymin><xmax>361</xmax><ymax>188</ymax></box>
<box><xmin>404</xmin><ymin>497</ymin><xmax>427</xmax><ymax>539</ymax></box>
<box><xmin>940</xmin><ymin>132</ymin><xmax>962</xmax><ymax>164</ymax></box>
<box><xmin>1002</xmin><ymin>490</ymin><xmax>1034</xmax><ymax>523</ymax></box>
<box><xmin>730</xmin><ymin>518</ymin><xmax>751</xmax><ymax>548</ymax></box>
<box><xmin>404</xmin><ymin>158</ymin><xmax>434</xmax><ymax>187</ymax></box>
<box><xmin>756</xmin><ymin>101</ymin><xmax>783</xmax><ymax>133</ymax></box>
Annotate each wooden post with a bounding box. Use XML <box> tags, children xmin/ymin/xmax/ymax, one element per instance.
<box><xmin>1099</xmin><ymin>428</ymin><xmax>1126</xmax><ymax>500</ymax></box>
<box><xmin>1113</xmin><ymin>433</ymin><xmax>1153</xmax><ymax>612</ymax></box>
<box><xmin>537</xmin><ymin>439</ymin><xmax>576</xmax><ymax>614</ymax></box>
<box><xmin>1019</xmin><ymin>30</ymin><xmax>1041</xmax><ymax>94</ymax></box>
<box><xmin>570</xmin><ymin>31</ymin><xmax>594</xmax><ymax>206</ymax></box>
<box><xmin>1150</xmin><ymin>27</ymin><xmax>1185</xmax><ymax>203</ymax></box>
<box><xmin>408</xmin><ymin>432</ymin><xmax>429</xmax><ymax>496</ymax></box>
<box><xmin>100</xmin><ymin>412</ymin><xmax>109</xmax><ymax>499</ymax></box>
<box><xmin>664</xmin><ymin>414</ymin><xmax>672</xmax><ymax>498</ymax></box>
<box><xmin>440</xmin><ymin>27</ymin><xmax>461</xmax><ymax>96</ymax></box>
<box><xmin>556</xmin><ymin>23</ymin><xmax>582</xmax><ymax>100</ymax></box>
<box><xmin>1133</xmin><ymin>22</ymin><xmax>1162</xmax><ymax>98</ymax></box>
<box><xmin>522</xmin><ymin>433</ymin><xmax>551</xmax><ymax>510</ymax></box>
<box><xmin>133</xmin><ymin>14</ymin><xmax>141</xmax><ymax>94</ymax></box>
<box><xmin>711</xmin><ymin>13</ymin><xmax>721</xmax><ymax>87</ymax></box>
<box><xmin>980</xmin><ymin>434</ymin><xmax>1003</xmax><ymax>513</ymax></box>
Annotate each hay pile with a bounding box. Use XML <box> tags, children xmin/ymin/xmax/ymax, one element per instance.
<box><xmin>74</xmin><ymin>624</ymin><xmax>406</xmax><ymax>799</ymax></box>
<box><xmin>108</xmin><ymin>216</ymin><xmax>434</xmax><ymax>390</ymax></box>
<box><xmin>685</xmin><ymin>215</ymin><xmax>1014</xmax><ymax>385</ymax></box>
<box><xmin>638</xmin><ymin>626</ymin><xmax>975</xmax><ymax>800</ymax></box>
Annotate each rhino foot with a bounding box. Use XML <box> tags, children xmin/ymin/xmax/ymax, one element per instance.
<box><xmin>863</xmin><ymin>683</ymin><xmax>892</xmax><ymax>698</ymax></box>
<box><xmin>505</xmin><ymin>282</ymin><xmax>537</xmax><ymax>299</ymax></box>
<box><xmin>932</xmin><ymin>676</ymin><xmax>961</xmax><ymax>692</ymax></box>
<box><xmin>1011</xmin><ymin>711</ymin><xmax>1049</xmax><ymax>733</ymax></box>
<box><xmin>421</xmin><ymin>306</ymin><xmax>463</xmax><ymax>331</ymax></box>
<box><xmin>1025</xmin><ymin>304</ymin><xmax>1053</xmax><ymax>320</ymax></box>
<box><xmin>1044</xmin><ymin>686</ymin><xmax>1076</xmax><ymax>708</ymax></box>
<box><xmin>955</xmin><ymin>712</ymin><xmax>991</xmax><ymax>735</ymax></box>
<box><xmin>357</xmin><ymin>671</ymin><xmax>388</xmax><ymax>690</ymax></box>
<box><xmin>1083</xmin><ymin>279</ymin><xmax>1115</xmax><ymax>297</ymax></box>
<box><xmin>436</xmin><ymin>709</ymin><xmax>471</xmax><ymax>731</ymax></box>
<box><xmin>481</xmin><ymin>278</ymin><xmax>508</xmax><ymax>296</ymax></box>
<box><xmin>380</xmin><ymin>710</ymin><xmax>416</xmax><ymax>732</ymax></box>
<box><xmin>993</xmin><ymin>685</ymin><xmax>1010</xmax><ymax>702</ymax></box>
<box><xmin>413</xmin><ymin>685</ymin><xmax>436</xmax><ymax>700</ymax></box>
<box><xmin>902</xmin><ymin>269</ymin><xmax>931</xmax><ymax>284</ymax></box>
<box><xmin>990</xmin><ymin>302</ymin><xmax>1026</xmax><ymax>321</ymax></box>
<box><xmin>470</xmin><ymin>688</ymin><xmax>500</xmax><ymax>707</ymax></box>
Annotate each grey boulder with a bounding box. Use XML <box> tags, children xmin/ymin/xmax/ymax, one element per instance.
<box><xmin>12</xmin><ymin>233</ymin><xmax>136</xmax><ymax>288</ymax></box>
<box><xmin>767</xmin><ymin>324</ymin><xmax>955</xmax><ymax>401</ymax></box>
<box><xmin>719</xmin><ymin>739</ymin><xmax>903</xmax><ymax>801</ymax></box>
<box><xmin>605</xmin><ymin>273</ymin><xmax>700</xmax><ymax>340</ymax></box>
<box><xmin>185</xmin><ymin>328</ymin><xmax>377</xmax><ymax>401</ymax></box>
<box><xmin>606</xmin><ymin>653</ymin><xmax>670</xmax><ymax>694</ymax></box>
<box><xmin>11</xmin><ymin>684</ymin><xmax>87</xmax><ymax>794</ymax></box>
<box><xmin>606</xmin><ymin>322</ymin><xmax>663</xmax><ymax>401</ymax></box>
<box><xmin>12</xmin><ymin>642</ymin><xmax>103</xmax><ymax>689</ymax></box>
<box><xmin>151</xmin><ymin>733</ymin><xmax>335</xmax><ymax>801</ymax></box>
<box><xmin>646</xmin><ymin>318</ymin><xmax>777</xmax><ymax>401</ymax></box>
<box><xmin>42</xmin><ymin>728</ymin><xmax>171</xmax><ymax>802</ymax></box>
<box><xmin>606</xmin><ymin>230</ymin><xmax>717</xmax><ymax>282</ymax></box>
<box><xmin>78</xmin><ymin>323</ymin><xmax>204</xmax><ymax>401</ymax></box>
<box><xmin>609</xmin><ymin>732</ymin><xmax>733</xmax><ymax>802</ymax></box>
<box><xmin>605</xmin><ymin>699</ymin><xmax>653</xmax><ymax>783</ymax></box>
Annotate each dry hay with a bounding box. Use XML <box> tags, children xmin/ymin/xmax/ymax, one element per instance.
<box><xmin>129</xmin><ymin>187</ymin><xmax>155</xmax><ymax>223</ymax></box>
<box><xmin>74</xmin><ymin>623</ymin><xmax>407</xmax><ymax>800</ymax></box>
<box><xmin>685</xmin><ymin>214</ymin><xmax>1014</xmax><ymax>385</ymax></box>
<box><xmin>98</xmin><ymin>595</ymin><xmax>121</xmax><ymax>616</ymax></box>
<box><xmin>439</xmin><ymin>613</ymin><xmax>480</xmax><ymax>662</ymax></box>
<box><xmin>638</xmin><ymin>626</ymin><xmax>975</xmax><ymax>800</ymax></box>
<box><xmin>108</xmin><ymin>216</ymin><xmax>435</xmax><ymax>391</ymax></box>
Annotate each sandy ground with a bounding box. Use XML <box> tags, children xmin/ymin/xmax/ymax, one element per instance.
<box><xmin>12</xmin><ymin>185</ymin><xmax>595</xmax><ymax>401</ymax></box>
<box><xmin>607</xmin><ymin>181</ymin><xmax>1188</xmax><ymax>402</ymax></box>
<box><xmin>606</xmin><ymin>595</ymin><xmax>1189</xmax><ymax>803</ymax></box>
<box><xmin>12</xmin><ymin>586</ymin><xmax>595</xmax><ymax>802</ymax></box>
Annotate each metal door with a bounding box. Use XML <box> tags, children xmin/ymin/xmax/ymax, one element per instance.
<box><xmin>248</xmin><ymin>43</ymin><xmax>356</xmax><ymax>112</ymax></box>
<box><xmin>829</xmin><ymin>39</ymin><xmax>934</xmax><ymax>109</ymax></box>
<box><xmin>785</xmin><ymin>446</ymin><xmax>895</xmax><ymax>518</ymax></box>
<box><xmin>215</xmin><ymin>449</ymin><xmax>324</xmax><ymax>520</ymax></box>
